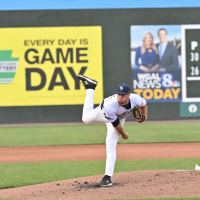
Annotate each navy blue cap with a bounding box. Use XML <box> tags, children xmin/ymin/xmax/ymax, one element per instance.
<box><xmin>115</xmin><ymin>83</ymin><xmax>130</xmax><ymax>94</ymax></box>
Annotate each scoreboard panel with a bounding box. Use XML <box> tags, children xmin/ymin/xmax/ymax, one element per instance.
<box><xmin>182</xmin><ymin>25</ymin><xmax>200</xmax><ymax>102</ymax></box>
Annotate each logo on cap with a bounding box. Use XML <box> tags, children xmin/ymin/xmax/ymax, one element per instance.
<box><xmin>115</xmin><ymin>83</ymin><xmax>130</xmax><ymax>94</ymax></box>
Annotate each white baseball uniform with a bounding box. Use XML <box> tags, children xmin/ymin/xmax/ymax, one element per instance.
<box><xmin>82</xmin><ymin>89</ymin><xmax>147</xmax><ymax>177</ymax></box>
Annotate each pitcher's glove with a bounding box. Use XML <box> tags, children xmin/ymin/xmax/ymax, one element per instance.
<box><xmin>133</xmin><ymin>106</ymin><xmax>145</xmax><ymax>123</ymax></box>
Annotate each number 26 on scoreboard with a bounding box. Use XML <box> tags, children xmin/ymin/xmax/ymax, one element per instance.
<box><xmin>190</xmin><ymin>66</ymin><xmax>200</xmax><ymax>76</ymax></box>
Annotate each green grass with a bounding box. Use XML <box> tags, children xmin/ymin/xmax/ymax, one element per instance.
<box><xmin>0</xmin><ymin>122</ymin><xmax>200</xmax><ymax>146</ymax></box>
<box><xmin>0</xmin><ymin>124</ymin><xmax>106</xmax><ymax>146</ymax></box>
<box><xmin>0</xmin><ymin>198</ymin><xmax>19</xmax><ymax>200</ymax></box>
<box><xmin>0</xmin><ymin>157</ymin><xmax>199</xmax><ymax>189</ymax></box>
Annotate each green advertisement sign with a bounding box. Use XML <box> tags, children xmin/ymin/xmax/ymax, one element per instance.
<box><xmin>180</xmin><ymin>102</ymin><xmax>200</xmax><ymax>117</ymax></box>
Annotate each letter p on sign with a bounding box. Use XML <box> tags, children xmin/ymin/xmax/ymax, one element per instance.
<box><xmin>191</xmin><ymin>41</ymin><xmax>198</xmax><ymax>50</ymax></box>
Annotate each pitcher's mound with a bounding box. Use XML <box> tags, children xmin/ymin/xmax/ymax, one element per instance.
<box><xmin>0</xmin><ymin>170</ymin><xmax>200</xmax><ymax>200</ymax></box>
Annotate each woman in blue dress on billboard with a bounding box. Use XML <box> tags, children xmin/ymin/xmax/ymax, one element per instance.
<box><xmin>135</xmin><ymin>32</ymin><xmax>159</xmax><ymax>73</ymax></box>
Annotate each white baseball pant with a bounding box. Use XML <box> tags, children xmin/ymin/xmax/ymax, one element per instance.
<box><xmin>82</xmin><ymin>89</ymin><xmax>125</xmax><ymax>177</ymax></box>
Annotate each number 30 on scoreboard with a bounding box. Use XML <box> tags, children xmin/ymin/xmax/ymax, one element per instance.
<box><xmin>182</xmin><ymin>25</ymin><xmax>200</xmax><ymax>102</ymax></box>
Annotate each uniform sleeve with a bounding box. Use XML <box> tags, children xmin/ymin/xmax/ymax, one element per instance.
<box><xmin>132</xmin><ymin>94</ymin><xmax>147</xmax><ymax>107</ymax></box>
<box><xmin>111</xmin><ymin>118</ymin><xmax>120</xmax><ymax>127</ymax></box>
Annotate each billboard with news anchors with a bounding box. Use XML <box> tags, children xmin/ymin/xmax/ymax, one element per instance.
<box><xmin>130</xmin><ymin>25</ymin><xmax>181</xmax><ymax>102</ymax></box>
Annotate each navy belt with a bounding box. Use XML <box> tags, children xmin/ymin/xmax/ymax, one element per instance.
<box><xmin>100</xmin><ymin>100</ymin><xmax>104</xmax><ymax>110</ymax></box>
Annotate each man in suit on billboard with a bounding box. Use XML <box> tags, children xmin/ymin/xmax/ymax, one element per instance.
<box><xmin>157</xmin><ymin>28</ymin><xmax>179</xmax><ymax>73</ymax></box>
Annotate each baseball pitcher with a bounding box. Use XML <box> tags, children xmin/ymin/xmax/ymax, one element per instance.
<box><xmin>77</xmin><ymin>74</ymin><xmax>148</xmax><ymax>187</ymax></box>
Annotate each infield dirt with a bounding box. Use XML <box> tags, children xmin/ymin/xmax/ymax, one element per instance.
<box><xmin>0</xmin><ymin>170</ymin><xmax>200</xmax><ymax>199</ymax></box>
<box><xmin>1</xmin><ymin>142</ymin><xmax>200</xmax><ymax>162</ymax></box>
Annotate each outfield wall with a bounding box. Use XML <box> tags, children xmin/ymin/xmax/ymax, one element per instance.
<box><xmin>0</xmin><ymin>8</ymin><xmax>200</xmax><ymax>123</ymax></box>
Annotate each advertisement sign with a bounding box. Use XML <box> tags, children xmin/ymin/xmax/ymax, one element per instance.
<box><xmin>0</xmin><ymin>26</ymin><xmax>103</xmax><ymax>106</ymax></box>
<box><xmin>130</xmin><ymin>25</ymin><xmax>182</xmax><ymax>102</ymax></box>
<box><xmin>180</xmin><ymin>102</ymin><xmax>200</xmax><ymax>117</ymax></box>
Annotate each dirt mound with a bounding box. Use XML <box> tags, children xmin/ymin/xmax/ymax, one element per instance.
<box><xmin>1</xmin><ymin>170</ymin><xmax>200</xmax><ymax>200</ymax></box>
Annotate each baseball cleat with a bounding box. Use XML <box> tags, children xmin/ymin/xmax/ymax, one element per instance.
<box><xmin>77</xmin><ymin>74</ymin><xmax>98</xmax><ymax>90</ymax></box>
<box><xmin>96</xmin><ymin>176</ymin><xmax>113</xmax><ymax>187</ymax></box>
